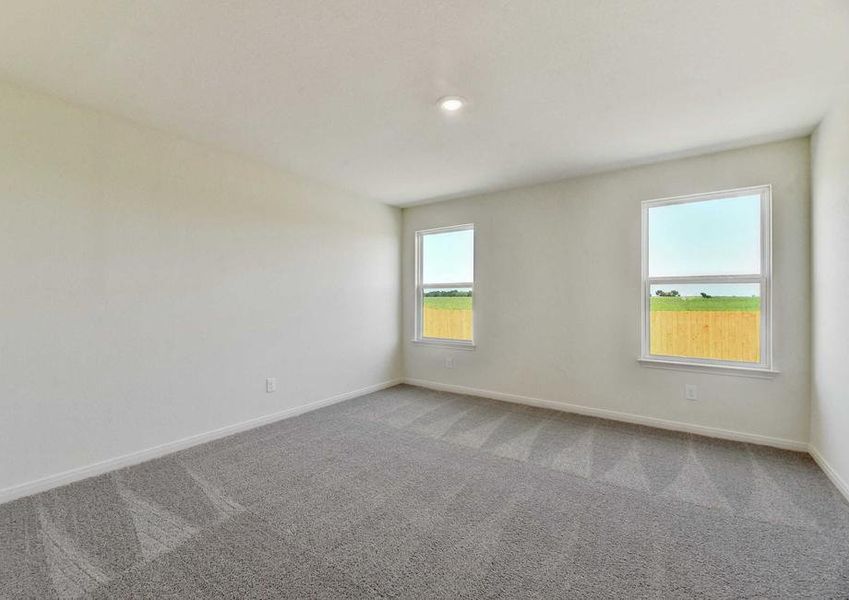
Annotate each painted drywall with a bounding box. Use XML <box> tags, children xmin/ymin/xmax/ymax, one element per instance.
<box><xmin>403</xmin><ymin>139</ymin><xmax>811</xmax><ymax>446</ymax></box>
<box><xmin>0</xmin><ymin>81</ymin><xmax>401</xmax><ymax>493</ymax></box>
<box><xmin>810</xmin><ymin>97</ymin><xmax>849</xmax><ymax>493</ymax></box>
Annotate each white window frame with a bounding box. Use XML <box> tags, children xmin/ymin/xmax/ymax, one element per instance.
<box><xmin>639</xmin><ymin>185</ymin><xmax>775</xmax><ymax>376</ymax></box>
<box><xmin>413</xmin><ymin>223</ymin><xmax>475</xmax><ymax>348</ymax></box>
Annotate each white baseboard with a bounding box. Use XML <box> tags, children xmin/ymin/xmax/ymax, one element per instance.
<box><xmin>809</xmin><ymin>445</ymin><xmax>849</xmax><ymax>504</ymax></box>
<box><xmin>0</xmin><ymin>378</ymin><xmax>402</xmax><ymax>505</ymax></box>
<box><xmin>9</xmin><ymin>377</ymin><xmax>836</xmax><ymax>507</ymax></box>
<box><xmin>403</xmin><ymin>378</ymin><xmax>808</xmax><ymax>452</ymax></box>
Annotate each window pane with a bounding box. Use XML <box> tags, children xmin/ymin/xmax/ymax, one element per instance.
<box><xmin>423</xmin><ymin>288</ymin><xmax>472</xmax><ymax>341</ymax></box>
<box><xmin>649</xmin><ymin>283</ymin><xmax>760</xmax><ymax>363</ymax></box>
<box><xmin>648</xmin><ymin>195</ymin><xmax>761</xmax><ymax>277</ymax></box>
<box><xmin>422</xmin><ymin>229</ymin><xmax>473</xmax><ymax>284</ymax></box>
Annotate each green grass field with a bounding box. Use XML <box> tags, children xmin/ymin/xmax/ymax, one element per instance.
<box><xmin>650</xmin><ymin>296</ymin><xmax>760</xmax><ymax>312</ymax></box>
<box><xmin>423</xmin><ymin>296</ymin><xmax>758</xmax><ymax>312</ymax></box>
<box><xmin>423</xmin><ymin>296</ymin><xmax>473</xmax><ymax>310</ymax></box>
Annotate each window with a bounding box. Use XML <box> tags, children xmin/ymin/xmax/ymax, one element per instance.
<box><xmin>415</xmin><ymin>224</ymin><xmax>474</xmax><ymax>346</ymax></box>
<box><xmin>640</xmin><ymin>186</ymin><xmax>772</xmax><ymax>372</ymax></box>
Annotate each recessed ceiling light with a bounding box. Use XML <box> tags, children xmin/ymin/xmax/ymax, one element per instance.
<box><xmin>438</xmin><ymin>96</ymin><xmax>466</xmax><ymax>112</ymax></box>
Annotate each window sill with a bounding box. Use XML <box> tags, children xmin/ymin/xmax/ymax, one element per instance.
<box><xmin>638</xmin><ymin>358</ymin><xmax>779</xmax><ymax>379</ymax></box>
<box><xmin>411</xmin><ymin>338</ymin><xmax>476</xmax><ymax>350</ymax></box>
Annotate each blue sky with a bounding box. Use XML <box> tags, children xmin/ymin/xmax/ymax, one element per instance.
<box><xmin>649</xmin><ymin>195</ymin><xmax>761</xmax><ymax>296</ymax></box>
<box><xmin>422</xmin><ymin>229</ymin><xmax>473</xmax><ymax>283</ymax></box>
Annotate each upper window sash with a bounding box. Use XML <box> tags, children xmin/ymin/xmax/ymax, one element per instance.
<box><xmin>418</xmin><ymin>224</ymin><xmax>475</xmax><ymax>286</ymax></box>
<box><xmin>644</xmin><ymin>185</ymin><xmax>769</xmax><ymax>279</ymax></box>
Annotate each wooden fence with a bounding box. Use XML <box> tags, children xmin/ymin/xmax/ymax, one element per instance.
<box><xmin>423</xmin><ymin>307</ymin><xmax>758</xmax><ymax>362</ymax></box>
<box><xmin>423</xmin><ymin>307</ymin><xmax>473</xmax><ymax>341</ymax></box>
<box><xmin>650</xmin><ymin>310</ymin><xmax>760</xmax><ymax>363</ymax></box>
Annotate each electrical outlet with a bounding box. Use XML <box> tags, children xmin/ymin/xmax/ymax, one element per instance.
<box><xmin>266</xmin><ymin>377</ymin><xmax>277</xmax><ymax>393</ymax></box>
<box><xmin>684</xmin><ymin>384</ymin><xmax>698</xmax><ymax>401</ymax></box>
<box><xmin>444</xmin><ymin>357</ymin><xmax>455</xmax><ymax>369</ymax></box>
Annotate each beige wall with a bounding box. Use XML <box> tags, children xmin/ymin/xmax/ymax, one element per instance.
<box><xmin>403</xmin><ymin>139</ymin><xmax>811</xmax><ymax>446</ymax></box>
<box><xmin>810</xmin><ymin>98</ymin><xmax>849</xmax><ymax>492</ymax></box>
<box><xmin>0</xmin><ymin>82</ymin><xmax>401</xmax><ymax>493</ymax></box>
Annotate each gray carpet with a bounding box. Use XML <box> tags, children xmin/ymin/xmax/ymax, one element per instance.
<box><xmin>2</xmin><ymin>384</ymin><xmax>848</xmax><ymax>599</ymax></box>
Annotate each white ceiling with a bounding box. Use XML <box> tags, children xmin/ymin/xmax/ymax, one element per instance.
<box><xmin>2</xmin><ymin>1</ymin><xmax>848</xmax><ymax>206</ymax></box>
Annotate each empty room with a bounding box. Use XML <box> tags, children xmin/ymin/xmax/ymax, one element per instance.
<box><xmin>2</xmin><ymin>1</ymin><xmax>849</xmax><ymax>598</ymax></box>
